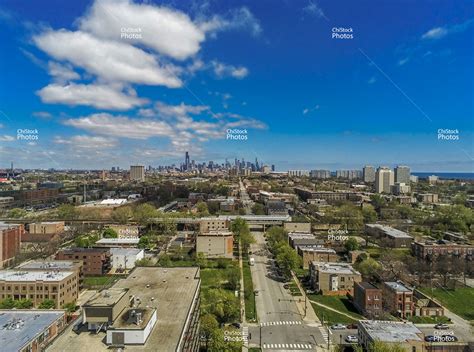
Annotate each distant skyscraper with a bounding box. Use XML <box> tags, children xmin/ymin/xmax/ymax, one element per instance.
<box><xmin>310</xmin><ymin>170</ymin><xmax>331</xmax><ymax>179</ymax></box>
<box><xmin>375</xmin><ymin>167</ymin><xmax>394</xmax><ymax>193</ymax></box>
<box><xmin>363</xmin><ymin>166</ymin><xmax>376</xmax><ymax>183</ymax></box>
<box><xmin>394</xmin><ymin>165</ymin><xmax>411</xmax><ymax>184</ymax></box>
<box><xmin>130</xmin><ymin>165</ymin><xmax>145</xmax><ymax>182</ymax></box>
<box><xmin>185</xmin><ymin>152</ymin><xmax>190</xmax><ymax>170</ymax></box>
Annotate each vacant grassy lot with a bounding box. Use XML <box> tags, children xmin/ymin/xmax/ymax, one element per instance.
<box><xmin>420</xmin><ymin>287</ymin><xmax>474</xmax><ymax>321</ymax></box>
<box><xmin>311</xmin><ymin>303</ymin><xmax>358</xmax><ymax>325</ymax></box>
<box><xmin>409</xmin><ymin>315</ymin><xmax>451</xmax><ymax>324</ymax></box>
<box><xmin>83</xmin><ymin>276</ymin><xmax>119</xmax><ymax>289</ymax></box>
<box><xmin>243</xmin><ymin>260</ymin><xmax>257</xmax><ymax>321</ymax></box>
<box><xmin>308</xmin><ymin>294</ymin><xmax>363</xmax><ymax>320</ymax></box>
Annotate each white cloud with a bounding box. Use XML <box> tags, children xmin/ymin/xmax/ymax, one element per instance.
<box><xmin>368</xmin><ymin>77</ymin><xmax>377</xmax><ymax>84</ymax></box>
<box><xmin>32</xmin><ymin>111</ymin><xmax>53</xmax><ymax>119</ymax></box>
<box><xmin>211</xmin><ymin>60</ymin><xmax>249</xmax><ymax>79</ymax></box>
<box><xmin>33</xmin><ymin>29</ymin><xmax>182</xmax><ymax>87</ymax></box>
<box><xmin>37</xmin><ymin>83</ymin><xmax>148</xmax><ymax>110</ymax></box>
<box><xmin>397</xmin><ymin>57</ymin><xmax>410</xmax><ymax>66</ymax></box>
<box><xmin>302</xmin><ymin>104</ymin><xmax>320</xmax><ymax>115</ymax></box>
<box><xmin>421</xmin><ymin>27</ymin><xmax>448</xmax><ymax>40</ymax></box>
<box><xmin>54</xmin><ymin>135</ymin><xmax>118</xmax><ymax>148</ymax></box>
<box><xmin>48</xmin><ymin>61</ymin><xmax>80</xmax><ymax>82</ymax></box>
<box><xmin>0</xmin><ymin>135</ymin><xmax>15</xmax><ymax>142</ymax></box>
<box><xmin>63</xmin><ymin>113</ymin><xmax>174</xmax><ymax>139</ymax></box>
<box><xmin>78</xmin><ymin>0</ymin><xmax>205</xmax><ymax>60</ymax></box>
<box><xmin>421</xmin><ymin>19</ymin><xmax>474</xmax><ymax>40</ymax></box>
<box><xmin>199</xmin><ymin>7</ymin><xmax>262</xmax><ymax>37</ymax></box>
<box><xmin>155</xmin><ymin>101</ymin><xmax>209</xmax><ymax>118</ymax></box>
<box><xmin>303</xmin><ymin>1</ymin><xmax>327</xmax><ymax>20</ymax></box>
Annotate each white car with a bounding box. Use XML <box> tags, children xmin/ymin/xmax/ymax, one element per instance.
<box><xmin>345</xmin><ymin>335</ymin><xmax>358</xmax><ymax>343</ymax></box>
<box><xmin>331</xmin><ymin>324</ymin><xmax>346</xmax><ymax>330</ymax></box>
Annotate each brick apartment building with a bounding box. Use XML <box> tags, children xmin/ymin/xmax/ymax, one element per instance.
<box><xmin>411</xmin><ymin>240</ymin><xmax>473</xmax><ymax>261</ymax></box>
<box><xmin>22</xmin><ymin>221</ymin><xmax>65</xmax><ymax>242</ymax></box>
<box><xmin>56</xmin><ymin>248</ymin><xmax>111</xmax><ymax>276</ymax></box>
<box><xmin>309</xmin><ymin>262</ymin><xmax>362</xmax><ymax>295</ymax></box>
<box><xmin>0</xmin><ymin>270</ymin><xmax>79</xmax><ymax>308</ymax></box>
<box><xmin>0</xmin><ymin>222</ymin><xmax>23</xmax><ymax>268</ymax></box>
<box><xmin>297</xmin><ymin>246</ymin><xmax>338</xmax><ymax>269</ymax></box>
<box><xmin>382</xmin><ymin>281</ymin><xmax>414</xmax><ymax>319</ymax></box>
<box><xmin>365</xmin><ymin>224</ymin><xmax>414</xmax><ymax>248</ymax></box>
<box><xmin>199</xmin><ymin>218</ymin><xmax>230</xmax><ymax>232</ymax></box>
<box><xmin>196</xmin><ymin>231</ymin><xmax>234</xmax><ymax>258</ymax></box>
<box><xmin>353</xmin><ymin>282</ymin><xmax>383</xmax><ymax>318</ymax></box>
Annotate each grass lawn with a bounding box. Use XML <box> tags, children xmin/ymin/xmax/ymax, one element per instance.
<box><xmin>408</xmin><ymin>316</ymin><xmax>451</xmax><ymax>324</ymax></box>
<box><xmin>419</xmin><ymin>287</ymin><xmax>474</xmax><ymax>321</ymax></box>
<box><xmin>308</xmin><ymin>294</ymin><xmax>363</xmax><ymax>320</ymax></box>
<box><xmin>311</xmin><ymin>303</ymin><xmax>358</xmax><ymax>325</ymax></box>
<box><xmin>83</xmin><ymin>275</ymin><xmax>118</xmax><ymax>288</ymax></box>
<box><xmin>243</xmin><ymin>261</ymin><xmax>257</xmax><ymax>321</ymax></box>
<box><xmin>248</xmin><ymin>348</ymin><xmax>261</xmax><ymax>352</ymax></box>
<box><xmin>288</xmin><ymin>280</ymin><xmax>302</xmax><ymax>296</ymax></box>
<box><xmin>201</xmin><ymin>262</ymin><xmax>240</xmax><ymax>289</ymax></box>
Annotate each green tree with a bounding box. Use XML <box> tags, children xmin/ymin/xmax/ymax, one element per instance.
<box><xmin>276</xmin><ymin>245</ymin><xmax>301</xmax><ymax>278</ymax></box>
<box><xmin>266</xmin><ymin>226</ymin><xmax>287</xmax><ymax>247</ymax></box>
<box><xmin>111</xmin><ymin>206</ymin><xmax>133</xmax><ymax>224</ymax></box>
<box><xmin>0</xmin><ymin>297</ymin><xmax>15</xmax><ymax>309</ymax></box>
<box><xmin>344</xmin><ymin>237</ymin><xmax>360</xmax><ymax>252</ymax></box>
<box><xmin>56</xmin><ymin>204</ymin><xmax>77</xmax><ymax>220</ymax></box>
<box><xmin>138</xmin><ymin>235</ymin><xmax>150</xmax><ymax>249</ymax></box>
<box><xmin>14</xmin><ymin>298</ymin><xmax>33</xmax><ymax>309</ymax></box>
<box><xmin>362</xmin><ymin>205</ymin><xmax>377</xmax><ymax>223</ymax></box>
<box><xmin>63</xmin><ymin>302</ymin><xmax>77</xmax><ymax>313</ymax></box>
<box><xmin>355</xmin><ymin>258</ymin><xmax>382</xmax><ymax>281</ymax></box>
<box><xmin>251</xmin><ymin>203</ymin><xmax>265</xmax><ymax>215</ymax></box>
<box><xmin>8</xmin><ymin>208</ymin><xmax>27</xmax><ymax>218</ymax></box>
<box><xmin>158</xmin><ymin>254</ymin><xmax>172</xmax><ymax>267</ymax></box>
<box><xmin>230</xmin><ymin>218</ymin><xmax>249</xmax><ymax>237</ymax></box>
<box><xmin>240</xmin><ymin>229</ymin><xmax>255</xmax><ymax>254</ymax></box>
<box><xmin>133</xmin><ymin>203</ymin><xmax>157</xmax><ymax>225</ymax></box>
<box><xmin>38</xmin><ymin>299</ymin><xmax>56</xmax><ymax>309</ymax></box>
<box><xmin>200</xmin><ymin>313</ymin><xmax>219</xmax><ymax>349</ymax></box>
<box><xmin>196</xmin><ymin>201</ymin><xmax>210</xmax><ymax>216</ymax></box>
<box><xmin>102</xmin><ymin>228</ymin><xmax>118</xmax><ymax>238</ymax></box>
<box><xmin>226</xmin><ymin>267</ymin><xmax>240</xmax><ymax>291</ymax></box>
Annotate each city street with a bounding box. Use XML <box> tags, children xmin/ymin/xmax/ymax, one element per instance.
<box><xmin>247</xmin><ymin>231</ymin><xmax>328</xmax><ymax>351</ymax></box>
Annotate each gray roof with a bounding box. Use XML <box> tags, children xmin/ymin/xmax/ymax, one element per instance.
<box><xmin>16</xmin><ymin>260</ymin><xmax>79</xmax><ymax>270</ymax></box>
<box><xmin>384</xmin><ymin>281</ymin><xmax>412</xmax><ymax>293</ymax></box>
<box><xmin>358</xmin><ymin>320</ymin><xmax>423</xmax><ymax>342</ymax></box>
<box><xmin>0</xmin><ymin>270</ymin><xmax>74</xmax><ymax>282</ymax></box>
<box><xmin>366</xmin><ymin>224</ymin><xmax>413</xmax><ymax>239</ymax></box>
<box><xmin>0</xmin><ymin>310</ymin><xmax>65</xmax><ymax>351</ymax></box>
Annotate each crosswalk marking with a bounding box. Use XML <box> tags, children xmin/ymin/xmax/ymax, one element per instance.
<box><xmin>262</xmin><ymin>342</ymin><xmax>313</xmax><ymax>350</ymax></box>
<box><xmin>318</xmin><ymin>326</ymin><xmax>329</xmax><ymax>340</ymax></box>
<box><xmin>260</xmin><ymin>320</ymin><xmax>303</xmax><ymax>327</ymax></box>
<box><xmin>242</xmin><ymin>326</ymin><xmax>249</xmax><ymax>346</ymax></box>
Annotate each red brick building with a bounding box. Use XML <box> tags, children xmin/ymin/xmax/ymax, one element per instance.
<box><xmin>56</xmin><ymin>248</ymin><xmax>111</xmax><ymax>276</ymax></box>
<box><xmin>0</xmin><ymin>222</ymin><xmax>23</xmax><ymax>268</ymax></box>
<box><xmin>353</xmin><ymin>282</ymin><xmax>382</xmax><ymax>318</ymax></box>
<box><xmin>382</xmin><ymin>281</ymin><xmax>414</xmax><ymax>319</ymax></box>
<box><xmin>411</xmin><ymin>240</ymin><xmax>473</xmax><ymax>261</ymax></box>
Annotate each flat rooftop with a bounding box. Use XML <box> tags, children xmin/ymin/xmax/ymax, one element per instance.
<box><xmin>96</xmin><ymin>238</ymin><xmax>139</xmax><ymax>244</ymax></box>
<box><xmin>0</xmin><ymin>222</ymin><xmax>21</xmax><ymax>230</ymax></box>
<box><xmin>299</xmin><ymin>246</ymin><xmax>336</xmax><ymax>253</ymax></box>
<box><xmin>384</xmin><ymin>281</ymin><xmax>412</xmax><ymax>293</ymax></box>
<box><xmin>311</xmin><ymin>262</ymin><xmax>359</xmax><ymax>275</ymax></box>
<box><xmin>111</xmin><ymin>267</ymin><xmax>200</xmax><ymax>351</ymax></box>
<box><xmin>199</xmin><ymin>231</ymin><xmax>233</xmax><ymax>237</ymax></box>
<box><xmin>366</xmin><ymin>224</ymin><xmax>413</xmax><ymax>239</ymax></box>
<box><xmin>16</xmin><ymin>260</ymin><xmax>80</xmax><ymax>271</ymax></box>
<box><xmin>359</xmin><ymin>320</ymin><xmax>423</xmax><ymax>342</ymax></box>
<box><xmin>112</xmin><ymin>307</ymin><xmax>155</xmax><ymax>330</ymax></box>
<box><xmin>84</xmin><ymin>288</ymin><xmax>129</xmax><ymax>307</ymax></box>
<box><xmin>0</xmin><ymin>270</ymin><xmax>74</xmax><ymax>282</ymax></box>
<box><xmin>0</xmin><ymin>310</ymin><xmax>65</xmax><ymax>352</ymax></box>
<box><xmin>110</xmin><ymin>248</ymin><xmax>144</xmax><ymax>256</ymax></box>
<box><xmin>358</xmin><ymin>282</ymin><xmax>380</xmax><ymax>290</ymax></box>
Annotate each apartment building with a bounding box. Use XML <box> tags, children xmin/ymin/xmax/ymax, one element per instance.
<box><xmin>196</xmin><ymin>231</ymin><xmax>234</xmax><ymax>258</ymax></box>
<box><xmin>382</xmin><ymin>281</ymin><xmax>414</xmax><ymax>319</ymax></box>
<box><xmin>56</xmin><ymin>248</ymin><xmax>111</xmax><ymax>276</ymax></box>
<box><xmin>0</xmin><ymin>222</ymin><xmax>22</xmax><ymax>268</ymax></box>
<box><xmin>199</xmin><ymin>218</ymin><xmax>230</xmax><ymax>232</ymax></box>
<box><xmin>417</xmin><ymin>193</ymin><xmax>439</xmax><ymax>203</ymax></box>
<box><xmin>353</xmin><ymin>282</ymin><xmax>382</xmax><ymax>318</ymax></box>
<box><xmin>0</xmin><ymin>270</ymin><xmax>79</xmax><ymax>308</ymax></box>
<box><xmin>365</xmin><ymin>224</ymin><xmax>413</xmax><ymax>248</ymax></box>
<box><xmin>297</xmin><ymin>246</ymin><xmax>338</xmax><ymax>269</ymax></box>
<box><xmin>411</xmin><ymin>240</ymin><xmax>473</xmax><ymax>260</ymax></box>
<box><xmin>23</xmin><ymin>221</ymin><xmax>65</xmax><ymax>242</ymax></box>
<box><xmin>309</xmin><ymin>262</ymin><xmax>362</xmax><ymax>295</ymax></box>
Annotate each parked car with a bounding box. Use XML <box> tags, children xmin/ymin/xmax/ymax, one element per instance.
<box><xmin>283</xmin><ymin>284</ymin><xmax>290</xmax><ymax>289</ymax></box>
<box><xmin>231</xmin><ymin>322</ymin><xmax>241</xmax><ymax>329</ymax></box>
<box><xmin>434</xmin><ymin>323</ymin><xmax>449</xmax><ymax>330</ymax></box>
<box><xmin>346</xmin><ymin>323</ymin><xmax>358</xmax><ymax>329</ymax></box>
<box><xmin>331</xmin><ymin>324</ymin><xmax>347</xmax><ymax>330</ymax></box>
<box><xmin>345</xmin><ymin>335</ymin><xmax>358</xmax><ymax>343</ymax></box>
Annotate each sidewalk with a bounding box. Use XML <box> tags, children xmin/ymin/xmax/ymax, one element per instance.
<box><xmin>291</xmin><ymin>271</ymin><xmax>320</xmax><ymax>324</ymax></box>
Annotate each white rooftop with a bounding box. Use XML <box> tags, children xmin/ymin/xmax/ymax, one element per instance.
<box><xmin>96</xmin><ymin>238</ymin><xmax>139</xmax><ymax>244</ymax></box>
<box><xmin>311</xmin><ymin>262</ymin><xmax>359</xmax><ymax>275</ymax></box>
<box><xmin>366</xmin><ymin>224</ymin><xmax>413</xmax><ymax>239</ymax></box>
<box><xmin>99</xmin><ymin>199</ymin><xmax>128</xmax><ymax>205</ymax></box>
<box><xmin>359</xmin><ymin>320</ymin><xmax>423</xmax><ymax>342</ymax></box>
<box><xmin>0</xmin><ymin>270</ymin><xmax>74</xmax><ymax>282</ymax></box>
<box><xmin>110</xmin><ymin>248</ymin><xmax>144</xmax><ymax>256</ymax></box>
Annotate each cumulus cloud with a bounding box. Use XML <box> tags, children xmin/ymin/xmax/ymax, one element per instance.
<box><xmin>78</xmin><ymin>0</ymin><xmax>205</xmax><ymax>60</ymax></box>
<box><xmin>33</xmin><ymin>30</ymin><xmax>182</xmax><ymax>87</ymax></box>
<box><xmin>63</xmin><ymin>113</ymin><xmax>174</xmax><ymax>139</ymax></box>
<box><xmin>37</xmin><ymin>83</ymin><xmax>148</xmax><ymax>110</ymax></box>
<box><xmin>32</xmin><ymin>111</ymin><xmax>53</xmax><ymax>120</ymax></box>
<box><xmin>211</xmin><ymin>60</ymin><xmax>249</xmax><ymax>79</ymax></box>
<box><xmin>303</xmin><ymin>1</ymin><xmax>327</xmax><ymax>20</ymax></box>
<box><xmin>54</xmin><ymin>135</ymin><xmax>118</xmax><ymax>148</ymax></box>
<box><xmin>48</xmin><ymin>61</ymin><xmax>80</xmax><ymax>82</ymax></box>
<box><xmin>0</xmin><ymin>135</ymin><xmax>15</xmax><ymax>142</ymax></box>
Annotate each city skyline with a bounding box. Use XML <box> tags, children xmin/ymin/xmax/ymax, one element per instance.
<box><xmin>0</xmin><ymin>0</ymin><xmax>473</xmax><ymax>171</ymax></box>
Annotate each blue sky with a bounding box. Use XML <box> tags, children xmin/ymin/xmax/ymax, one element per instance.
<box><xmin>0</xmin><ymin>0</ymin><xmax>473</xmax><ymax>171</ymax></box>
